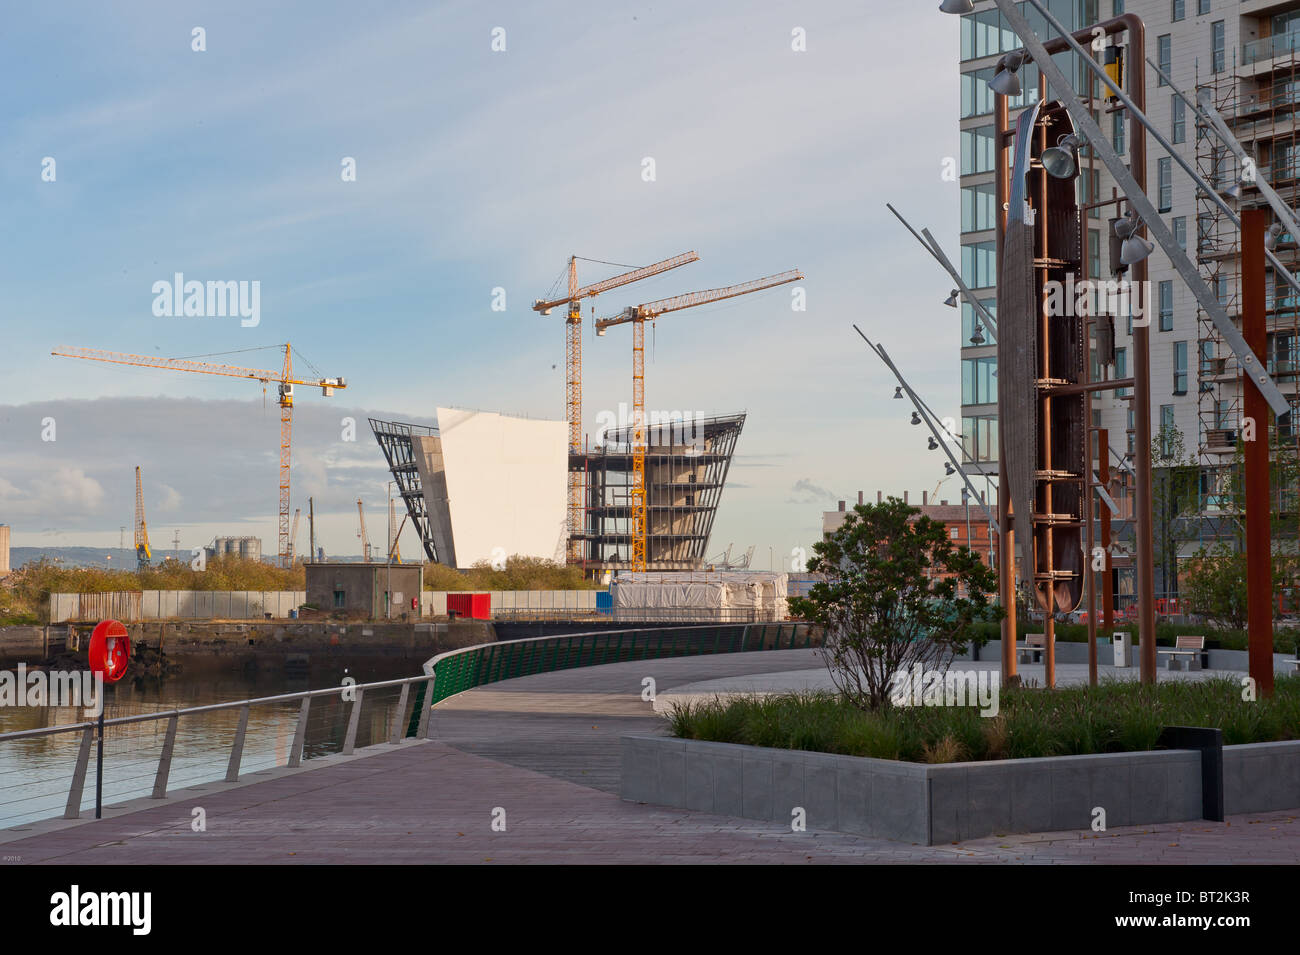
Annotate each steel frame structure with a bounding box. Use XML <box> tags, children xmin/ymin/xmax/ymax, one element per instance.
<box><xmin>369</xmin><ymin>418</ymin><xmax>441</xmax><ymax>563</ymax></box>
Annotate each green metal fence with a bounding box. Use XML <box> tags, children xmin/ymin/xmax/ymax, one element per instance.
<box><xmin>407</xmin><ymin>622</ymin><xmax>820</xmax><ymax>735</ymax></box>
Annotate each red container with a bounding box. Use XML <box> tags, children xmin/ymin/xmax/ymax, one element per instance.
<box><xmin>447</xmin><ymin>593</ymin><xmax>491</xmax><ymax>619</ymax></box>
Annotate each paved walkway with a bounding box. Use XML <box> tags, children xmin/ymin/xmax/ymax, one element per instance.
<box><xmin>2</xmin><ymin>649</ymin><xmax>1297</xmax><ymax>864</ymax></box>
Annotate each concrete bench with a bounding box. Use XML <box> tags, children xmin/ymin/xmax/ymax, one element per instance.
<box><xmin>1018</xmin><ymin>633</ymin><xmax>1045</xmax><ymax>664</ymax></box>
<box><xmin>1158</xmin><ymin>635</ymin><xmax>1205</xmax><ymax>671</ymax></box>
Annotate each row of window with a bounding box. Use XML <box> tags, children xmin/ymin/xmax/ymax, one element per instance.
<box><xmin>960</xmin><ymin>2</ymin><xmax>1100</xmax><ymax>63</ymax></box>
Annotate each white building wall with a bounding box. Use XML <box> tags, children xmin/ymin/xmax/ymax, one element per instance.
<box><xmin>436</xmin><ymin>407</ymin><xmax>569</xmax><ymax>569</ymax></box>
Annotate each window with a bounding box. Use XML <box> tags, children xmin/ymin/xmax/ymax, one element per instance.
<box><xmin>1211</xmin><ymin>21</ymin><xmax>1225</xmax><ymax>74</ymax></box>
<box><xmin>1127</xmin><ymin>408</ymin><xmax>1136</xmax><ymax>454</ymax></box>
<box><xmin>962</xmin><ymin>182</ymin><xmax>998</xmax><ymax>233</ymax></box>
<box><xmin>950</xmin><ymin>528</ymin><xmax>960</xmax><ymax>540</ymax></box>
<box><xmin>1173</xmin><ymin>341</ymin><xmax>1188</xmax><ymax>394</ymax></box>
<box><xmin>962</xmin><ymin>415</ymin><xmax>999</xmax><ymax>463</ymax></box>
<box><xmin>1215</xmin><ymin>274</ymin><xmax>1229</xmax><ymax>306</ymax></box>
<box><xmin>1159</xmin><ymin>280</ymin><xmax>1174</xmax><ymax>331</ymax></box>
<box><xmin>961</xmin><ymin>241</ymin><xmax>996</xmax><ymax>289</ymax></box>
<box><xmin>1158</xmin><ymin>158</ymin><xmax>1172</xmax><ymax>211</ymax></box>
<box><xmin>1116</xmin><ymin>346</ymin><xmax>1130</xmax><ymax>396</ymax></box>
<box><xmin>1173</xmin><ymin>216</ymin><xmax>1187</xmax><ymax>250</ymax></box>
<box><xmin>962</xmin><ymin>299</ymin><xmax>997</xmax><ymax>345</ymax></box>
<box><xmin>1280</xmin><ymin>396</ymin><xmax>1300</xmax><ymax>439</ymax></box>
<box><xmin>1171</xmin><ymin>95</ymin><xmax>1185</xmax><ymax>143</ymax></box>
<box><xmin>333</xmin><ymin>590</ymin><xmax>346</xmax><ymax>609</ymax></box>
<box><xmin>1112</xmin><ymin>111</ymin><xmax>1126</xmax><ymax>154</ymax></box>
<box><xmin>1089</xmin><ymin>229</ymin><xmax>1101</xmax><ymax>278</ymax></box>
<box><xmin>1197</xmin><ymin>0</ymin><xmax>1210</xmax><ymax>15</ymax></box>
<box><xmin>1198</xmin><ymin>212</ymin><xmax>1213</xmax><ymax>252</ymax></box>
<box><xmin>1113</xmin><ymin>0</ymin><xmax>1123</xmax><ymax>15</ymax></box>
<box><xmin>1080</xmin><ymin>168</ymin><xmax>1101</xmax><ymax>218</ymax></box>
<box><xmin>1160</xmin><ymin>405</ymin><xmax>1177</xmax><ymax>457</ymax></box>
<box><xmin>1157</xmin><ymin>35</ymin><xmax>1171</xmax><ymax>87</ymax></box>
<box><xmin>1199</xmin><ymin>339</ymin><xmax>1216</xmax><ymax>376</ymax></box>
<box><xmin>961</xmin><ymin>125</ymin><xmax>995</xmax><ymax>175</ymax></box>
<box><xmin>1172</xmin><ymin>0</ymin><xmax>1184</xmax><ymax>22</ymax></box>
<box><xmin>962</xmin><ymin>356</ymin><xmax>998</xmax><ymax>405</ymax></box>
<box><xmin>961</xmin><ymin>63</ymin><xmax>1039</xmax><ymax>118</ymax></box>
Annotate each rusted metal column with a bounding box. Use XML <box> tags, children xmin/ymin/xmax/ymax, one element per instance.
<box><xmin>995</xmin><ymin>92</ymin><xmax>1019</xmax><ymax>683</ymax></box>
<box><xmin>1099</xmin><ymin>428</ymin><xmax>1114</xmax><ymax>632</ymax></box>
<box><xmin>1242</xmin><ymin>207</ymin><xmax>1275</xmax><ymax>698</ymax></box>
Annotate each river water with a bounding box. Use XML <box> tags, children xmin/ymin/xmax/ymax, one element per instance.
<box><xmin>0</xmin><ymin>655</ymin><xmax>426</xmax><ymax>830</ymax></box>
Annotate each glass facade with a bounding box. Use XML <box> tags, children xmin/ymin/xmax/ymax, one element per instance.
<box><xmin>962</xmin><ymin>299</ymin><xmax>997</xmax><ymax>345</ymax></box>
<box><xmin>962</xmin><ymin>415</ymin><xmax>999</xmax><ymax>463</ymax></box>
<box><xmin>962</xmin><ymin>182</ymin><xmax>998</xmax><ymax>233</ymax></box>
<box><xmin>962</xmin><ymin>356</ymin><xmax>998</xmax><ymax>406</ymax></box>
<box><xmin>962</xmin><ymin>241</ymin><xmax>997</xmax><ymax>289</ymax></box>
<box><xmin>961</xmin><ymin>125</ymin><xmax>996</xmax><ymax>175</ymax></box>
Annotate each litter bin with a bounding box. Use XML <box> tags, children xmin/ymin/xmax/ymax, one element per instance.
<box><xmin>1113</xmin><ymin>631</ymin><xmax>1131</xmax><ymax>668</ymax></box>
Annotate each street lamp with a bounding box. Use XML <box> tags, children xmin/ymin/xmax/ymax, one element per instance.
<box><xmin>1266</xmin><ymin>223</ymin><xmax>1285</xmax><ymax>251</ymax></box>
<box><xmin>1113</xmin><ymin>211</ymin><xmax>1154</xmax><ymax>266</ymax></box>
<box><xmin>970</xmin><ymin>323</ymin><xmax>986</xmax><ymax>346</ymax></box>
<box><xmin>939</xmin><ymin>0</ymin><xmax>974</xmax><ymax>13</ymax></box>
<box><xmin>894</xmin><ymin>386</ymin><xmax>904</xmax><ymax>399</ymax></box>
<box><xmin>944</xmin><ymin>289</ymin><xmax>960</xmax><ymax>308</ymax></box>
<box><xmin>910</xmin><ymin>411</ymin><xmax>922</xmax><ymax>425</ymax></box>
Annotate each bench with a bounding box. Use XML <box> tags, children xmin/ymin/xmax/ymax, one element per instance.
<box><xmin>1158</xmin><ymin>635</ymin><xmax>1205</xmax><ymax>671</ymax></box>
<box><xmin>1018</xmin><ymin>633</ymin><xmax>1045</xmax><ymax>664</ymax></box>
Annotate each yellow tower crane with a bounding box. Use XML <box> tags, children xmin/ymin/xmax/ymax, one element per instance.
<box><xmin>357</xmin><ymin>499</ymin><xmax>371</xmax><ymax>562</ymax></box>
<box><xmin>134</xmin><ymin>465</ymin><xmax>152</xmax><ymax>571</ymax></box>
<box><xmin>595</xmin><ymin>268</ymin><xmax>803</xmax><ymax>571</ymax></box>
<box><xmin>533</xmin><ymin>252</ymin><xmax>699</xmax><ymax>563</ymax></box>
<box><xmin>52</xmin><ymin>344</ymin><xmax>346</xmax><ymax>567</ymax></box>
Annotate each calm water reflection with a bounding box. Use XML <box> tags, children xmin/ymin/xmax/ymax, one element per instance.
<box><xmin>0</xmin><ymin>656</ymin><xmax>426</xmax><ymax>829</ymax></box>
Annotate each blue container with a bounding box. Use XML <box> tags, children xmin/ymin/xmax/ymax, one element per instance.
<box><xmin>289</xmin><ymin>609</ymin><xmax>298</xmax><ymax>620</ymax></box>
<box><xmin>596</xmin><ymin>591</ymin><xmax>612</xmax><ymax>615</ymax></box>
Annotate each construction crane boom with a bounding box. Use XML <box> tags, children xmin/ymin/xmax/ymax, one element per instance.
<box><xmin>594</xmin><ymin>269</ymin><xmax>804</xmax><ymax>331</ymax></box>
<box><xmin>52</xmin><ymin>344</ymin><xmax>345</xmax><ymax>568</ymax></box>
<box><xmin>595</xmin><ymin>267</ymin><xmax>803</xmax><ymax>572</ymax></box>
<box><xmin>533</xmin><ymin>251</ymin><xmax>699</xmax><ymax>566</ymax></box>
<box><xmin>388</xmin><ymin>496</ymin><xmax>401</xmax><ymax>563</ymax></box>
<box><xmin>134</xmin><ymin>466</ymin><xmax>151</xmax><ymax>571</ymax></box>
<box><xmin>289</xmin><ymin>508</ymin><xmax>301</xmax><ymax>563</ymax></box>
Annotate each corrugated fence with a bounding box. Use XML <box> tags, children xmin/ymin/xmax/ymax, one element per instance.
<box><xmin>49</xmin><ymin>591</ymin><xmax>307</xmax><ymax>623</ymax></box>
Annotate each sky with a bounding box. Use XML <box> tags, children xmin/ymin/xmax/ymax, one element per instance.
<box><xmin>0</xmin><ymin>1</ymin><xmax>964</xmax><ymax>566</ymax></box>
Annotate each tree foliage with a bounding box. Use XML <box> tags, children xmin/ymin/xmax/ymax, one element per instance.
<box><xmin>789</xmin><ymin>497</ymin><xmax>1002</xmax><ymax>711</ymax></box>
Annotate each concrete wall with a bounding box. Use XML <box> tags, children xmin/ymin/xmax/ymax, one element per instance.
<box><xmin>50</xmin><ymin>591</ymin><xmax>307</xmax><ymax>623</ymax></box>
<box><xmin>421</xmin><ymin>590</ymin><xmax>601</xmax><ymax>617</ymax></box>
<box><xmin>621</xmin><ymin>735</ymin><xmax>1300</xmax><ymax>845</ymax></box>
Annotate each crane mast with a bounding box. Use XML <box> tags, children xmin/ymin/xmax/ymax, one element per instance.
<box><xmin>134</xmin><ymin>466</ymin><xmax>151</xmax><ymax>571</ymax></box>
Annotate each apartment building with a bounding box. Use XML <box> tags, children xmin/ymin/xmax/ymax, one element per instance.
<box><xmin>957</xmin><ymin>0</ymin><xmax>1300</xmax><ymax>598</ymax></box>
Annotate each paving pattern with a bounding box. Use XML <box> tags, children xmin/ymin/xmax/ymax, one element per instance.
<box><xmin>2</xmin><ymin>649</ymin><xmax>1296</xmax><ymax>864</ymax></box>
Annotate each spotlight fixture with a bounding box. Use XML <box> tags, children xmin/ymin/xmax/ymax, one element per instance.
<box><xmin>911</xmin><ymin>411</ymin><xmax>922</xmax><ymax>425</ymax></box>
<box><xmin>1220</xmin><ymin>179</ymin><xmax>1242</xmax><ymax>201</ymax></box>
<box><xmin>945</xmin><ymin>462</ymin><xmax>956</xmax><ymax>476</ymax></box>
<box><xmin>944</xmin><ymin>289</ymin><xmax>960</xmax><ymax>308</ymax></box>
<box><xmin>1042</xmin><ymin>133</ymin><xmax>1085</xmax><ymax>180</ymax></box>
<box><xmin>1113</xmin><ymin>210</ymin><xmax>1153</xmax><ymax>266</ymax></box>
<box><xmin>928</xmin><ymin>436</ymin><xmax>940</xmax><ymax>451</ymax></box>
<box><xmin>969</xmin><ymin>323</ymin><xmax>986</xmax><ymax>346</ymax></box>
<box><xmin>1266</xmin><ymin>222</ymin><xmax>1285</xmax><ymax>252</ymax></box>
<box><xmin>938</xmin><ymin>0</ymin><xmax>975</xmax><ymax>13</ymax></box>
<box><xmin>988</xmin><ymin>50</ymin><xmax>1028</xmax><ymax>98</ymax></box>
<box><xmin>893</xmin><ymin>386</ymin><xmax>904</xmax><ymax>399</ymax></box>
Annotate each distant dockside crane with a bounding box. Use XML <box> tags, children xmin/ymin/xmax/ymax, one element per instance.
<box><xmin>52</xmin><ymin>343</ymin><xmax>346</xmax><ymax>567</ymax></box>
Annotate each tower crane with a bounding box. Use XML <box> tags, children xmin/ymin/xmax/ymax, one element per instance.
<box><xmin>595</xmin><ymin>268</ymin><xmax>803</xmax><ymax>571</ymax></box>
<box><xmin>533</xmin><ymin>251</ymin><xmax>699</xmax><ymax>563</ymax></box>
<box><xmin>51</xmin><ymin>343</ymin><xmax>345</xmax><ymax>567</ymax></box>
<box><xmin>357</xmin><ymin>499</ymin><xmax>371</xmax><ymax>562</ymax></box>
<box><xmin>134</xmin><ymin>466</ymin><xmax>152</xmax><ymax>571</ymax></box>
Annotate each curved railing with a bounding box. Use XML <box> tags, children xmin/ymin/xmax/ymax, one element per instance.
<box><xmin>0</xmin><ymin>622</ymin><xmax>819</xmax><ymax>827</ymax></box>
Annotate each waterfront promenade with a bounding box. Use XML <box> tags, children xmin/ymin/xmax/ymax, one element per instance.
<box><xmin>2</xmin><ymin>650</ymin><xmax>1297</xmax><ymax>864</ymax></box>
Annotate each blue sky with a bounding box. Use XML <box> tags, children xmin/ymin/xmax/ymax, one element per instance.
<box><xmin>0</xmin><ymin>1</ymin><xmax>963</xmax><ymax>564</ymax></box>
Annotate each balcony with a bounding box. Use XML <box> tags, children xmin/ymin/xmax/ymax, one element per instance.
<box><xmin>1243</xmin><ymin>32</ymin><xmax>1300</xmax><ymax>67</ymax></box>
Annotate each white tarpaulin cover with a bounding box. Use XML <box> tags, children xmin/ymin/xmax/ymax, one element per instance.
<box><xmin>612</xmin><ymin>571</ymin><xmax>788</xmax><ymax>618</ymax></box>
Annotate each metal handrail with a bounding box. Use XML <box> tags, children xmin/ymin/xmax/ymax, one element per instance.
<box><xmin>1</xmin><ymin>622</ymin><xmax>818</xmax><ymax>825</ymax></box>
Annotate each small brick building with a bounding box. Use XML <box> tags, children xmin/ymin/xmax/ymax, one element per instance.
<box><xmin>305</xmin><ymin>562</ymin><xmax>423</xmax><ymax>619</ymax></box>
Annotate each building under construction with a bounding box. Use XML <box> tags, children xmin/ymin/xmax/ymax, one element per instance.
<box><xmin>573</xmin><ymin>413</ymin><xmax>745</xmax><ymax>573</ymax></box>
<box><xmin>370</xmin><ymin>411</ymin><xmax>745</xmax><ymax>575</ymax></box>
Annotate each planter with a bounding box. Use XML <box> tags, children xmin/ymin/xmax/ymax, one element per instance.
<box><xmin>620</xmin><ymin>735</ymin><xmax>1300</xmax><ymax>845</ymax></box>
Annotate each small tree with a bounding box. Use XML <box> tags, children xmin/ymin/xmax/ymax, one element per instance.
<box><xmin>789</xmin><ymin>497</ymin><xmax>1002</xmax><ymax>711</ymax></box>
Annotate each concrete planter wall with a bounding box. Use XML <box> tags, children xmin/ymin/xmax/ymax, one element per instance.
<box><xmin>620</xmin><ymin>735</ymin><xmax>1300</xmax><ymax>845</ymax></box>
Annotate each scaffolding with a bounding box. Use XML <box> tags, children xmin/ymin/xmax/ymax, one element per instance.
<box><xmin>572</xmin><ymin>413</ymin><xmax>745</xmax><ymax>573</ymax></box>
<box><xmin>1194</xmin><ymin>51</ymin><xmax>1300</xmax><ymax>547</ymax></box>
